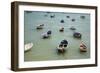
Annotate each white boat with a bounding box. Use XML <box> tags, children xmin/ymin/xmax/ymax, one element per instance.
<box><xmin>24</xmin><ymin>43</ymin><xmax>33</xmax><ymax>52</ymax></box>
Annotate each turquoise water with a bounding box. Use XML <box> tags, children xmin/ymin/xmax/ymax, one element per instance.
<box><xmin>24</xmin><ymin>11</ymin><xmax>90</xmax><ymax>61</ymax></box>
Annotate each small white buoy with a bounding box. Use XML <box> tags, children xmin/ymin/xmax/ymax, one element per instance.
<box><xmin>24</xmin><ymin>43</ymin><xmax>33</xmax><ymax>52</ymax></box>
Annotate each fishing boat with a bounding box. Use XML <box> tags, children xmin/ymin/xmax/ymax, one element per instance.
<box><xmin>24</xmin><ymin>43</ymin><xmax>33</xmax><ymax>52</ymax></box>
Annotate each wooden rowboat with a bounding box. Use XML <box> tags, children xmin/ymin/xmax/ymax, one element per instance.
<box><xmin>24</xmin><ymin>43</ymin><xmax>33</xmax><ymax>52</ymax></box>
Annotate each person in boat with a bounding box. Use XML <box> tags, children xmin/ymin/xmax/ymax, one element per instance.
<box><xmin>59</xmin><ymin>27</ymin><xmax>64</xmax><ymax>32</ymax></box>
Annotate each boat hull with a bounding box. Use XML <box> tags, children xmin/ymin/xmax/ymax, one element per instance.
<box><xmin>24</xmin><ymin>43</ymin><xmax>33</xmax><ymax>52</ymax></box>
<box><xmin>80</xmin><ymin>47</ymin><xmax>87</xmax><ymax>52</ymax></box>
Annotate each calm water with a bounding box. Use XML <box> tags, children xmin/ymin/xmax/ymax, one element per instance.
<box><xmin>24</xmin><ymin>11</ymin><xmax>90</xmax><ymax>61</ymax></box>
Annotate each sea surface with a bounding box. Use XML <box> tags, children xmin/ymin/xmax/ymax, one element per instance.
<box><xmin>24</xmin><ymin>11</ymin><xmax>90</xmax><ymax>61</ymax></box>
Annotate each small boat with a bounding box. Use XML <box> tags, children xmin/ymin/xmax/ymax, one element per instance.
<box><xmin>43</xmin><ymin>35</ymin><xmax>49</xmax><ymax>39</ymax></box>
<box><xmin>24</xmin><ymin>43</ymin><xmax>33</xmax><ymax>52</ymax></box>
<box><xmin>60</xmin><ymin>20</ymin><xmax>65</xmax><ymax>23</ymax></box>
<box><xmin>36</xmin><ymin>24</ymin><xmax>44</xmax><ymax>29</ymax></box>
<box><xmin>59</xmin><ymin>27</ymin><xmax>64</xmax><ymax>32</ymax></box>
<box><xmin>66</xmin><ymin>16</ymin><xmax>70</xmax><ymax>18</ymax></box>
<box><xmin>42</xmin><ymin>33</ymin><xmax>51</xmax><ymax>39</ymax></box>
<box><xmin>40</xmin><ymin>24</ymin><xmax>44</xmax><ymax>27</ymax></box>
<box><xmin>73</xmin><ymin>32</ymin><xmax>82</xmax><ymax>38</ymax></box>
<box><xmin>50</xmin><ymin>15</ymin><xmax>55</xmax><ymax>18</ymax></box>
<box><xmin>80</xmin><ymin>43</ymin><xmax>87</xmax><ymax>52</ymax></box>
<box><xmin>36</xmin><ymin>26</ymin><xmax>43</xmax><ymax>29</ymax></box>
<box><xmin>71</xmin><ymin>19</ymin><xmax>75</xmax><ymax>22</ymax></box>
<box><xmin>80</xmin><ymin>16</ymin><xmax>85</xmax><ymax>19</ymax></box>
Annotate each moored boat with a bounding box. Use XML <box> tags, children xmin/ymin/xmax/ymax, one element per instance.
<box><xmin>59</xmin><ymin>27</ymin><xmax>64</xmax><ymax>32</ymax></box>
<box><xmin>36</xmin><ymin>24</ymin><xmax>44</xmax><ymax>29</ymax></box>
<box><xmin>24</xmin><ymin>43</ymin><xmax>33</xmax><ymax>52</ymax></box>
<box><xmin>80</xmin><ymin>43</ymin><xmax>87</xmax><ymax>52</ymax></box>
<box><xmin>73</xmin><ymin>32</ymin><xmax>82</xmax><ymax>38</ymax></box>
